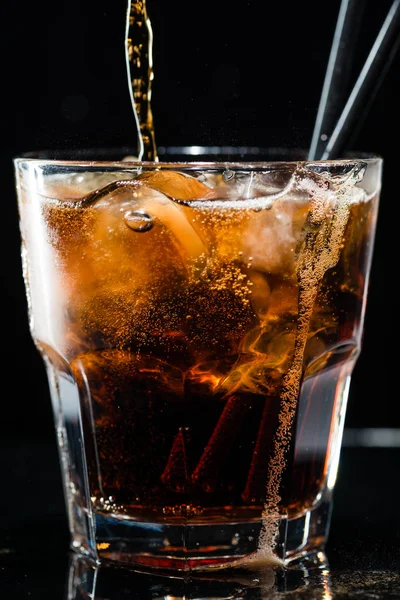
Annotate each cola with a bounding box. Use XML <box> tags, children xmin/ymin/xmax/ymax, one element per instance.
<box><xmin>17</xmin><ymin>163</ymin><xmax>378</xmax><ymax>534</ymax></box>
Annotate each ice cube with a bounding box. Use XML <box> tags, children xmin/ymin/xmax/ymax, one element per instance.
<box><xmin>160</xmin><ymin>429</ymin><xmax>188</xmax><ymax>493</ymax></box>
<box><xmin>248</xmin><ymin>270</ymin><xmax>271</xmax><ymax>318</ymax></box>
<box><xmin>79</xmin><ymin>284</ymin><xmax>190</xmax><ymax>358</ymax></box>
<box><xmin>135</xmin><ymin>186</ymin><xmax>208</xmax><ymax>276</ymax></box>
<box><xmin>137</xmin><ymin>170</ymin><xmax>216</xmax><ymax>202</ymax></box>
<box><xmin>191</xmin><ymin>395</ymin><xmax>253</xmax><ymax>493</ymax></box>
<box><xmin>241</xmin><ymin>197</ymin><xmax>309</xmax><ymax>277</ymax></box>
<box><xmin>242</xmin><ymin>396</ymin><xmax>280</xmax><ymax>504</ymax></box>
<box><xmin>183</xmin><ymin>261</ymin><xmax>254</xmax><ymax>356</ymax></box>
<box><xmin>83</xmin><ymin>181</ymin><xmax>208</xmax><ymax>278</ymax></box>
<box><xmin>266</xmin><ymin>280</ymin><xmax>298</xmax><ymax>321</ymax></box>
<box><xmin>71</xmin><ymin>351</ymin><xmax>184</xmax><ymax>495</ymax></box>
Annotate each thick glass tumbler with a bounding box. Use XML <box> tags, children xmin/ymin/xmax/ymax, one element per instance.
<box><xmin>14</xmin><ymin>149</ymin><xmax>381</xmax><ymax>570</ymax></box>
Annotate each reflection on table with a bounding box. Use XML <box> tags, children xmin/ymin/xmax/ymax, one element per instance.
<box><xmin>67</xmin><ymin>551</ymin><xmax>333</xmax><ymax>599</ymax></box>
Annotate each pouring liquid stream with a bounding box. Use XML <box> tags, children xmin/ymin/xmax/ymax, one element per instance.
<box><xmin>125</xmin><ymin>0</ymin><xmax>158</xmax><ymax>161</ymax></box>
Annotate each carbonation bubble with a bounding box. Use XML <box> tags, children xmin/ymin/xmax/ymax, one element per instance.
<box><xmin>252</xmin><ymin>198</ymin><xmax>273</xmax><ymax>212</ymax></box>
<box><xmin>124</xmin><ymin>210</ymin><xmax>154</xmax><ymax>232</ymax></box>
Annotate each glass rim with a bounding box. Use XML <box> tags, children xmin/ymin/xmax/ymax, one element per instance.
<box><xmin>13</xmin><ymin>146</ymin><xmax>383</xmax><ymax>170</ymax></box>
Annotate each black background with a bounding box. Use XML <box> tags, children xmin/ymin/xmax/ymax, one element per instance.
<box><xmin>1</xmin><ymin>0</ymin><xmax>396</xmax><ymax>448</ymax></box>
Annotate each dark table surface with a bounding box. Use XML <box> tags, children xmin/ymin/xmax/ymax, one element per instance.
<box><xmin>1</xmin><ymin>437</ymin><xmax>399</xmax><ymax>599</ymax></box>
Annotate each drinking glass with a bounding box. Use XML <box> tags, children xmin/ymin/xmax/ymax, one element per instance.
<box><xmin>14</xmin><ymin>147</ymin><xmax>381</xmax><ymax>570</ymax></box>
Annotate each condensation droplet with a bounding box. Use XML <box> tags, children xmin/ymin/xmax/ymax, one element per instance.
<box><xmin>124</xmin><ymin>210</ymin><xmax>154</xmax><ymax>232</ymax></box>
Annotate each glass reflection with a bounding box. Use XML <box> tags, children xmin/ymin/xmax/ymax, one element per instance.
<box><xmin>66</xmin><ymin>551</ymin><xmax>332</xmax><ymax>599</ymax></box>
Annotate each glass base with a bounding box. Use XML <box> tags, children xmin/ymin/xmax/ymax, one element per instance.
<box><xmin>68</xmin><ymin>550</ymin><xmax>331</xmax><ymax>598</ymax></box>
<box><xmin>74</xmin><ymin>496</ymin><xmax>332</xmax><ymax>571</ymax></box>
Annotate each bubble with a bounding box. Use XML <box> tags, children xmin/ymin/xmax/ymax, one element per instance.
<box><xmin>223</xmin><ymin>169</ymin><xmax>235</xmax><ymax>182</ymax></box>
<box><xmin>355</xmin><ymin>165</ymin><xmax>367</xmax><ymax>183</ymax></box>
<box><xmin>253</xmin><ymin>197</ymin><xmax>273</xmax><ymax>211</ymax></box>
<box><xmin>124</xmin><ymin>210</ymin><xmax>154</xmax><ymax>232</ymax></box>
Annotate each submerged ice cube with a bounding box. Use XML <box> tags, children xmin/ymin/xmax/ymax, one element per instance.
<box><xmin>241</xmin><ymin>196</ymin><xmax>309</xmax><ymax>277</ymax></box>
<box><xmin>81</xmin><ymin>180</ymin><xmax>208</xmax><ymax>276</ymax></box>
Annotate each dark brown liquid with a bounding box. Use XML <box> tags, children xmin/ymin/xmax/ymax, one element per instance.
<box><xmin>69</xmin><ymin>278</ymin><xmax>362</xmax><ymax>523</ymax></box>
<box><xmin>26</xmin><ymin>172</ymin><xmax>377</xmax><ymax>526</ymax></box>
